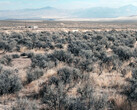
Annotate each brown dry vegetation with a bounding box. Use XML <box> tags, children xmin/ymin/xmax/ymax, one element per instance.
<box><xmin>1</xmin><ymin>20</ymin><xmax>137</xmax><ymax>32</ymax></box>
<box><xmin>0</xmin><ymin>22</ymin><xmax>137</xmax><ymax>109</ymax></box>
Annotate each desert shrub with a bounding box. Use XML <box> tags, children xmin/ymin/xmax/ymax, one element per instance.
<box><xmin>38</xmin><ymin>32</ymin><xmax>53</xmax><ymax>43</ymax></box>
<box><xmin>72</xmin><ymin>57</ymin><xmax>81</xmax><ymax>66</ymax></box>
<box><xmin>0</xmin><ymin>70</ymin><xmax>22</xmax><ymax>95</ymax></box>
<box><xmin>8</xmin><ymin>40</ymin><xmax>17</xmax><ymax>51</ymax></box>
<box><xmin>57</xmin><ymin>67</ymin><xmax>82</xmax><ymax>84</ymax></box>
<box><xmin>31</xmin><ymin>54</ymin><xmax>55</xmax><ymax>68</ymax></box>
<box><xmin>20</xmin><ymin>52</ymin><xmax>27</xmax><ymax>56</ymax></box>
<box><xmin>123</xmin><ymin>37</ymin><xmax>136</xmax><ymax>48</ymax></box>
<box><xmin>78</xmin><ymin>60</ymin><xmax>93</xmax><ymax>72</ymax></box>
<box><xmin>19</xmin><ymin>38</ymin><xmax>33</xmax><ymax>49</ymax></box>
<box><xmin>126</xmin><ymin>83</ymin><xmax>137</xmax><ymax>101</ymax></box>
<box><xmin>31</xmin><ymin>54</ymin><xmax>48</xmax><ymax>68</ymax></box>
<box><xmin>57</xmin><ymin>38</ymin><xmax>67</xmax><ymax>44</ymax></box>
<box><xmin>16</xmin><ymin>45</ymin><xmax>21</xmax><ymax>52</ymax></box>
<box><xmin>93</xmin><ymin>51</ymin><xmax>101</xmax><ymax>59</ymax></box>
<box><xmin>40</xmin><ymin>67</ymin><xmax>84</xmax><ymax>110</ymax></box>
<box><xmin>0</xmin><ymin>55</ymin><xmax>12</xmax><ymax>65</ymax></box>
<box><xmin>124</xmin><ymin>79</ymin><xmax>137</xmax><ymax>101</ymax></box>
<box><xmin>12</xmin><ymin>54</ymin><xmax>20</xmax><ymax>58</ymax></box>
<box><xmin>83</xmin><ymin>34</ymin><xmax>91</xmax><ymax>40</ymax></box>
<box><xmin>0</xmin><ymin>40</ymin><xmax>6</xmax><ymax>50</ymax></box>
<box><xmin>121</xmin><ymin>67</ymin><xmax>131</xmax><ymax>77</ymax></box>
<box><xmin>34</xmin><ymin>41</ymin><xmax>45</xmax><ymax>48</ymax></box>
<box><xmin>11</xmin><ymin>98</ymin><xmax>38</xmax><ymax>110</ymax></box>
<box><xmin>27</xmin><ymin>68</ymin><xmax>44</xmax><ymax>83</ymax></box>
<box><xmin>133</xmin><ymin>48</ymin><xmax>137</xmax><ymax>57</ymax></box>
<box><xmin>40</xmin><ymin>82</ymin><xmax>67</xmax><ymax>110</ymax></box>
<box><xmin>68</xmin><ymin>41</ymin><xmax>91</xmax><ymax>56</ymax></box>
<box><xmin>48</xmin><ymin>76</ymin><xmax>60</xmax><ymax>86</ymax></box>
<box><xmin>112</xmin><ymin>46</ymin><xmax>133</xmax><ymax>61</ymax></box>
<box><xmin>129</xmin><ymin>62</ymin><xmax>137</xmax><ymax>68</ymax></box>
<box><xmin>103</xmin><ymin>54</ymin><xmax>118</xmax><ymax>64</ymax></box>
<box><xmin>92</xmin><ymin>95</ymin><xmax>108</xmax><ymax>110</ymax></box>
<box><xmin>0</xmin><ymin>40</ymin><xmax>16</xmax><ymax>52</ymax></box>
<box><xmin>55</xmin><ymin>43</ymin><xmax>63</xmax><ymax>49</ymax></box>
<box><xmin>48</xmin><ymin>50</ymin><xmax>73</xmax><ymax>64</ymax></box>
<box><xmin>124</xmin><ymin>69</ymin><xmax>137</xmax><ymax>101</ymax></box>
<box><xmin>21</xmin><ymin>52</ymin><xmax>34</xmax><ymax>58</ymax></box>
<box><xmin>43</xmin><ymin>42</ymin><xmax>54</xmax><ymax>49</ymax></box>
<box><xmin>0</xmin><ymin>64</ymin><xmax>2</xmax><ymax>72</ymax></box>
<box><xmin>65</xmin><ymin>98</ymin><xmax>88</xmax><ymax>110</ymax></box>
<box><xmin>97</xmin><ymin>51</ymin><xmax>107</xmax><ymax>61</ymax></box>
<box><xmin>107</xmin><ymin>36</ymin><xmax>115</xmax><ymax>42</ymax></box>
<box><xmin>69</xmin><ymin>41</ymin><xmax>90</xmax><ymax>53</ymax></box>
<box><xmin>102</xmin><ymin>54</ymin><xmax>120</xmax><ymax>71</ymax></box>
<box><xmin>77</xmin><ymin>79</ymin><xmax>94</xmax><ymax>109</ymax></box>
<box><xmin>47</xmin><ymin>61</ymin><xmax>56</xmax><ymax>68</ymax></box>
<box><xmin>107</xmin><ymin>97</ymin><xmax>132</xmax><ymax>110</ymax></box>
<box><xmin>77</xmin><ymin>78</ymin><xmax>107</xmax><ymax>110</ymax></box>
<box><xmin>26</xmin><ymin>52</ymin><xmax>34</xmax><ymax>58</ymax></box>
<box><xmin>132</xmin><ymin>69</ymin><xmax>137</xmax><ymax>80</ymax></box>
<box><xmin>10</xmin><ymin>32</ymin><xmax>23</xmax><ymax>39</ymax></box>
<box><xmin>79</xmin><ymin>50</ymin><xmax>93</xmax><ymax>59</ymax></box>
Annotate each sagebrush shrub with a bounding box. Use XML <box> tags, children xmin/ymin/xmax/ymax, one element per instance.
<box><xmin>55</xmin><ymin>43</ymin><xmax>63</xmax><ymax>49</ymax></box>
<box><xmin>12</xmin><ymin>54</ymin><xmax>20</xmax><ymax>58</ymax></box>
<box><xmin>48</xmin><ymin>50</ymin><xmax>73</xmax><ymax>64</ymax></box>
<box><xmin>27</xmin><ymin>68</ymin><xmax>44</xmax><ymax>83</ymax></box>
<box><xmin>0</xmin><ymin>64</ymin><xmax>2</xmax><ymax>72</ymax></box>
<box><xmin>0</xmin><ymin>70</ymin><xmax>22</xmax><ymax>95</ymax></box>
<box><xmin>31</xmin><ymin>54</ymin><xmax>49</xmax><ymax>68</ymax></box>
<box><xmin>78</xmin><ymin>60</ymin><xmax>93</xmax><ymax>72</ymax></box>
<box><xmin>0</xmin><ymin>55</ymin><xmax>12</xmax><ymax>65</ymax></box>
<box><xmin>113</xmin><ymin>46</ymin><xmax>133</xmax><ymax>61</ymax></box>
<box><xmin>40</xmin><ymin>82</ymin><xmax>67</xmax><ymax>110</ymax></box>
<box><xmin>21</xmin><ymin>52</ymin><xmax>34</xmax><ymax>58</ymax></box>
<box><xmin>57</xmin><ymin>67</ymin><xmax>82</xmax><ymax>84</ymax></box>
<box><xmin>65</xmin><ymin>98</ymin><xmax>88</xmax><ymax>110</ymax></box>
<box><xmin>11</xmin><ymin>98</ymin><xmax>38</xmax><ymax>110</ymax></box>
<box><xmin>124</xmin><ymin>69</ymin><xmax>137</xmax><ymax>101</ymax></box>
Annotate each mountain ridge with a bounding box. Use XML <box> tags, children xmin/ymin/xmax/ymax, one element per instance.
<box><xmin>0</xmin><ymin>5</ymin><xmax>137</xmax><ymax>20</ymax></box>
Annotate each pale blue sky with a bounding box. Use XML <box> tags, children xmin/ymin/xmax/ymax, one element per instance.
<box><xmin>0</xmin><ymin>0</ymin><xmax>137</xmax><ymax>10</ymax></box>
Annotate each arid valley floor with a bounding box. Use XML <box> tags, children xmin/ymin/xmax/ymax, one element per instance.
<box><xmin>0</xmin><ymin>20</ymin><xmax>137</xmax><ymax>110</ymax></box>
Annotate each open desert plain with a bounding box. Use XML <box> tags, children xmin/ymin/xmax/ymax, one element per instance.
<box><xmin>0</xmin><ymin>20</ymin><xmax>137</xmax><ymax>110</ymax></box>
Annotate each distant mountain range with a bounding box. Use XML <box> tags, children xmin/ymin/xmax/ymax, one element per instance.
<box><xmin>0</xmin><ymin>5</ymin><xmax>137</xmax><ymax>20</ymax></box>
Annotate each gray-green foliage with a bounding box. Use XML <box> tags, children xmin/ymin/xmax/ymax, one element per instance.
<box><xmin>27</xmin><ymin>68</ymin><xmax>44</xmax><ymax>83</ymax></box>
<box><xmin>0</xmin><ymin>55</ymin><xmax>12</xmax><ymax>65</ymax></box>
<box><xmin>0</xmin><ymin>70</ymin><xmax>22</xmax><ymax>95</ymax></box>
<box><xmin>12</xmin><ymin>98</ymin><xmax>38</xmax><ymax>110</ymax></box>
